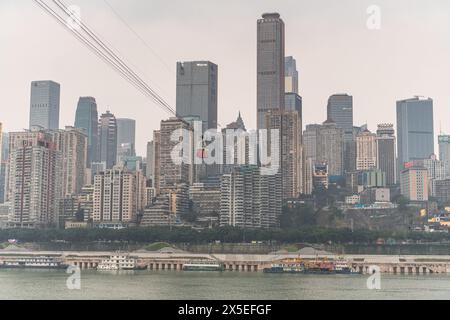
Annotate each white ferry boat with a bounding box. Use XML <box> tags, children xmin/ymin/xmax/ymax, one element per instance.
<box><xmin>0</xmin><ymin>256</ymin><xmax>65</xmax><ymax>269</ymax></box>
<box><xmin>182</xmin><ymin>260</ymin><xmax>225</xmax><ymax>272</ymax></box>
<box><xmin>97</xmin><ymin>254</ymin><xmax>137</xmax><ymax>271</ymax></box>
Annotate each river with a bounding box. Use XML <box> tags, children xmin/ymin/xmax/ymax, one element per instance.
<box><xmin>1</xmin><ymin>270</ymin><xmax>450</xmax><ymax>300</ymax></box>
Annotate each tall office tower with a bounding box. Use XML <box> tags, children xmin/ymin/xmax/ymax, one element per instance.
<box><xmin>397</xmin><ymin>96</ymin><xmax>434</xmax><ymax>173</ymax></box>
<box><xmin>176</xmin><ymin>61</ymin><xmax>218</xmax><ymax>132</ymax></box>
<box><xmin>116</xmin><ymin>118</ymin><xmax>136</xmax><ymax>164</ymax></box>
<box><xmin>146</xmin><ymin>141</ymin><xmax>154</xmax><ymax>181</ymax></box>
<box><xmin>29</xmin><ymin>81</ymin><xmax>60</xmax><ymax>130</ymax></box>
<box><xmin>74</xmin><ymin>97</ymin><xmax>98</xmax><ymax>167</ymax></box>
<box><xmin>93</xmin><ymin>166</ymin><xmax>145</xmax><ymax>223</ymax></box>
<box><xmin>49</xmin><ymin>126</ymin><xmax>87</xmax><ymax>197</ymax></box>
<box><xmin>285</xmin><ymin>56</ymin><xmax>299</xmax><ymax>94</ymax></box>
<box><xmin>0</xmin><ymin>131</ymin><xmax>8</xmax><ymax>203</ymax></box>
<box><xmin>98</xmin><ymin>111</ymin><xmax>117</xmax><ymax>169</ymax></box>
<box><xmin>438</xmin><ymin>135</ymin><xmax>450</xmax><ymax>179</ymax></box>
<box><xmin>376</xmin><ymin>124</ymin><xmax>397</xmax><ymax>185</ymax></box>
<box><xmin>257</xmin><ymin>13</ymin><xmax>285</xmax><ymax>129</ymax></box>
<box><xmin>400</xmin><ymin>166</ymin><xmax>429</xmax><ymax>202</ymax></box>
<box><xmin>220</xmin><ymin>166</ymin><xmax>281</xmax><ymax>229</ymax></box>
<box><xmin>327</xmin><ymin>94</ymin><xmax>354</xmax><ymax>172</ymax></box>
<box><xmin>158</xmin><ymin>118</ymin><xmax>193</xmax><ymax>192</ymax></box>
<box><xmin>316</xmin><ymin>119</ymin><xmax>344</xmax><ymax>177</ymax></box>
<box><xmin>8</xmin><ymin>132</ymin><xmax>61</xmax><ymax>228</ymax></box>
<box><xmin>265</xmin><ymin>110</ymin><xmax>303</xmax><ymax>198</ymax></box>
<box><xmin>356</xmin><ymin>129</ymin><xmax>377</xmax><ymax>171</ymax></box>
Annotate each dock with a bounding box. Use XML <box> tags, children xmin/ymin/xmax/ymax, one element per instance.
<box><xmin>2</xmin><ymin>251</ymin><xmax>450</xmax><ymax>274</ymax></box>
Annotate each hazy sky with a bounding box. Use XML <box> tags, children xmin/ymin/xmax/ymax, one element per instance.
<box><xmin>1</xmin><ymin>0</ymin><xmax>450</xmax><ymax>155</ymax></box>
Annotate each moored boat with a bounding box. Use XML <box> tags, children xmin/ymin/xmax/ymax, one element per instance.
<box><xmin>182</xmin><ymin>260</ymin><xmax>225</xmax><ymax>272</ymax></box>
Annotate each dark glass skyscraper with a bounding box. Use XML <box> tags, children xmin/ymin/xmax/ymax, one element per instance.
<box><xmin>397</xmin><ymin>96</ymin><xmax>434</xmax><ymax>171</ymax></box>
<box><xmin>98</xmin><ymin>111</ymin><xmax>118</xmax><ymax>169</ymax></box>
<box><xmin>176</xmin><ymin>61</ymin><xmax>218</xmax><ymax>131</ymax></box>
<box><xmin>75</xmin><ymin>97</ymin><xmax>98</xmax><ymax>167</ymax></box>
<box><xmin>257</xmin><ymin>13</ymin><xmax>285</xmax><ymax>129</ymax></box>
<box><xmin>29</xmin><ymin>80</ymin><xmax>60</xmax><ymax>130</ymax></box>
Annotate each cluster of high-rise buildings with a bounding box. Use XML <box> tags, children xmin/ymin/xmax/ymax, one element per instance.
<box><xmin>0</xmin><ymin>12</ymin><xmax>449</xmax><ymax>230</ymax></box>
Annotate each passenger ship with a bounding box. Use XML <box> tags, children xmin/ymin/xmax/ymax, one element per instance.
<box><xmin>97</xmin><ymin>254</ymin><xmax>139</xmax><ymax>271</ymax></box>
<box><xmin>182</xmin><ymin>260</ymin><xmax>225</xmax><ymax>272</ymax></box>
<box><xmin>0</xmin><ymin>256</ymin><xmax>66</xmax><ymax>269</ymax></box>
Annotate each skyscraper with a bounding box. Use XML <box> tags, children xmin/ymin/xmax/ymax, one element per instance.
<box><xmin>176</xmin><ymin>61</ymin><xmax>218</xmax><ymax>131</ymax></box>
<box><xmin>98</xmin><ymin>111</ymin><xmax>117</xmax><ymax>169</ymax></box>
<box><xmin>29</xmin><ymin>81</ymin><xmax>60</xmax><ymax>130</ymax></box>
<box><xmin>327</xmin><ymin>94</ymin><xmax>354</xmax><ymax>172</ymax></box>
<box><xmin>396</xmin><ymin>97</ymin><xmax>434</xmax><ymax>172</ymax></box>
<box><xmin>327</xmin><ymin>94</ymin><xmax>353</xmax><ymax>136</ymax></box>
<box><xmin>116</xmin><ymin>118</ymin><xmax>136</xmax><ymax>163</ymax></box>
<box><xmin>376</xmin><ymin>124</ymin><xmax>397</xmax><ymax>185</ymax></box>
<box><xmin>74</xmin><ymin>97</ymin><xmax>98</xmax><ymax>167</ymax></box>
<box><xmin>438</xmin><ymin>135</ymin><xmax>450</xmax><ymax>179</ymax></box>
<box><xmin>257</xmin><ymin>13</ymin><xmax>285</xmax><ymax>129</ymax></box>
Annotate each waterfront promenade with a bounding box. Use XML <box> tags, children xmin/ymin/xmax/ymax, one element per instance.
<box><xmin>2</xmin><ymin>249</ymin><xmax>450</xmax><ymax>274</ymax></box>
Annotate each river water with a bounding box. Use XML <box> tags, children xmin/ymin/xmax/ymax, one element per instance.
<box><xmin>1</xmin><ymin>269</ymin><xmax>450</xmax><ymax>300</ymax></box>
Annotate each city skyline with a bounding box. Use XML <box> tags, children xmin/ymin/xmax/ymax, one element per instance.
<box><xmin>2</xmin><ymin>1</ymin><xmax>450</xmax><ymax>155</ymax></box>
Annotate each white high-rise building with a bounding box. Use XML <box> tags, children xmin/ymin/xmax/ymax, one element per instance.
<box><xmin>49</xmin><ymin>127</ymin><xmax>88</xmax><ymax>197</ymax></box>
<box><xmin>220</xmin><ymin>166</ymin><xmax>281</xmax><ymax>229</ymax></box>
<box><xmin>356</xmin><ymin>129</ymin><xmax>377</xmax><ymax>171</ymax></box>
<box><xmin>93</xmin><ymin>166</ymin><xmax>145</xmax><ymax>223</ymax></box>
<box><xmin>8</xmin><ymin>132</ymin><xmax>61</xmax><ymax>228</ymax></box>
<box><xmin>400</xmin><ymin>167</ymin><xmax>429</xmax><ymax>202</ymax></box>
